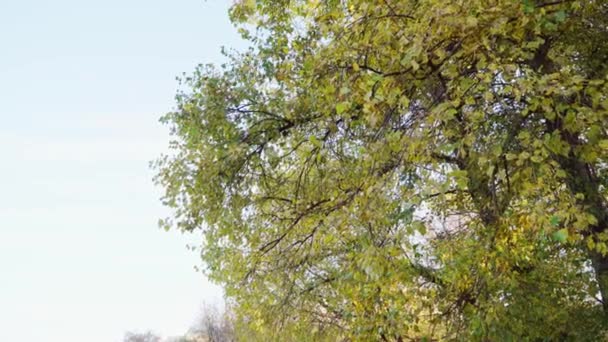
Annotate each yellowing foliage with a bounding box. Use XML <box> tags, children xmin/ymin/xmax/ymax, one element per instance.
<box><xmin>156</xmin><ymin>1</ymin><xmax>608</xmax><ymax>340</ymax></box>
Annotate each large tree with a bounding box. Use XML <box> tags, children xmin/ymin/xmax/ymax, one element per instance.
<box><xmin>155</xmin><ymin>0</ymin><xmax>608</xmax><ymax>340</ymax></box>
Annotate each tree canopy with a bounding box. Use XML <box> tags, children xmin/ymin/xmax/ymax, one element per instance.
<box><xmin>155</xmin><ymin>0</ymin><xmax>608</xmax><ymax>340</ymax></box>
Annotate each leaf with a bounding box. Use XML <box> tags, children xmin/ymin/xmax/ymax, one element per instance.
<box><xmin>336</xmin><ymin>101</ymin><xmax>349</xmax><ymax>115</ymax></box>
<box><xmin>554</xmin><ymin>10</ymin><xmax>567</xmax><ymax>23</ymax></box>
<box><xmin>411</xmin><ymin>60</ymin><xmax>420</xmax><ymax>71</ymax></box>
<box><xmin>553</xmin><ymin>229</ymin><xmax>568</xmax><ymax>243</ymax></box>
<box><xmin>412</xmin><ymin>220</ymin><xmax>427</xmax><ymax>235</ymax></box>
<box><xmin>522</xmin><ymin>0</ymin><xmax>535</xmax><ymax>14</ymax></box>
<box><xmin>309</xmin><ymin>135</ymin><xmax>322</xmax><ymax>148</ymax></box>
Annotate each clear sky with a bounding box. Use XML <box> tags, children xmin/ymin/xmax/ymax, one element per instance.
<box><xmin>0</xmin><ymin>1</ymin><xmax>244</xmax><ymax>341</ymax></box>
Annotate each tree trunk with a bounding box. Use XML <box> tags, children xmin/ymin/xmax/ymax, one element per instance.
<box><xmin>557</xmin><ymin>151</ymin><xmax>608</xmax><ymax>314</ymax></box>
<box><xmin>592</xmin><ymin>253</ymin><xmax>608</xmax><ymax>312</ymax></box>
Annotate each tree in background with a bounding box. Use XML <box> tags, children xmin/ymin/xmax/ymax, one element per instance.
<box><xmin>123</xmin><ymin>304</ymin><xmax>236</xmax><ymax>342</ymax></box>
<box><xmin>123</xmin><ymin>331</ymin><xmax>161</xmax><ymax>342</ymax></box>
<box><xmin>155</xmin><ymin>0</ymin><xmax>608</xmax><ymax>340</ymax></box>
<box><xmin>188</xmin><ymin>303</ymin><xmax>236</xmax><ymax>342</ymax></box>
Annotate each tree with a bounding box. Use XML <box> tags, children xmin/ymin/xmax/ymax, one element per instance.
<box><xmin>155</xmin><ymin>0</ymin><xmax>608</xmax><ymax>340</ymax></box>
<box><xmin>123</xmin><ymin>304</ymin><xmax>236</xmax><ymax>342</ymax></box>
<box><xmin>188</xmin><ymin>303</ymin><xmax>236</xmax><ymax>342</ymax></box>
<box><xmin>123</xmin><ymin>331</ymin><xmax>162</xmax><ymax>342</ymax></box>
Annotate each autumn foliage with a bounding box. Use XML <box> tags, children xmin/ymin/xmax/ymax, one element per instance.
<box><xmin>155</xmin><ymin>0</ymin><xmax>608</xmax><ymax>340</ymax></box>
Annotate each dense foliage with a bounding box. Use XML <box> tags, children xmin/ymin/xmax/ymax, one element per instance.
<box><xmin>155</xmin><ymin>0</ymin><xmax>608</xmax><ymax>340</ymax></box>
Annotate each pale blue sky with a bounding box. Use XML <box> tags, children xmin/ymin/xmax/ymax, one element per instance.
<box><xmin>0</xmin><ymin>1</ymin><xmax>243</xmax><ymax>341</ymax></box>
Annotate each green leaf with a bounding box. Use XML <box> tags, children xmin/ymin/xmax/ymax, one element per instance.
<box><xmin>522</xmin><ymin>0</ymin><xmax>535</xmax><ymax>14</ymax></box>
<box><xmin>553</xmin><ymin>229</ymin><xmax>568</xmax><ymax>243</ymax></box>
<box><xmin>554</xmin><ymin>10</ymin><xmax>567</xmax><ymax>23</ymax></box>
<box><xmin>309</xmin><ymin>135</ymin><xmax>322</xmax><ymax>148</ymax></box>
<box><xmin>413</xmin><ymin>220</ymin><xmax>427</xmax><ymax>235</ymax></box>
<box><xmin>336</xmin><ymin>101</ymin><xmax>349</xmax><ymax>115</ymax></box>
